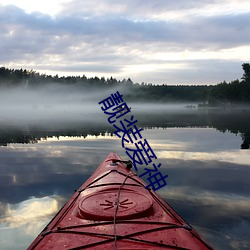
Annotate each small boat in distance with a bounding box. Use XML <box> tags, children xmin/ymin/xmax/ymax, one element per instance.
<box><xmin>28</xmin><ymin>152</ymin><xmax>213</xmax><ymax>249</ymax></box>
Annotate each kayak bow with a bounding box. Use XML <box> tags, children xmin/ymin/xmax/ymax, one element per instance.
<box><xmin>28</xmin><ymin>152</ymin><xmax>213</xmax><ymax>249</ymax></box>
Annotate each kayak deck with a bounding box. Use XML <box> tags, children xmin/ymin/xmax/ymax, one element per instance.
<box><xmin>28</xmin><ymin>152</ymin><xmax>213</xmax><ymax>249</ymax></box>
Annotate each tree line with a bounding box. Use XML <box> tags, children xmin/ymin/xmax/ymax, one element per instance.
<box><xmin>208</xmin><ymin>63</ymin><xmax>250</xmax><ymax>105</ymax></box>
<box><xmin>0</xmin><ymin>63</ymin><xmax>249</xmax><ymax>104</ymax></box>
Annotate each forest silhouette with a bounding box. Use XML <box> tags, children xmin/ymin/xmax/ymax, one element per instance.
<box><xmin>0</xmin><ymin>63</ymin><xmax>250</xmax><ymax>104</ymax></box>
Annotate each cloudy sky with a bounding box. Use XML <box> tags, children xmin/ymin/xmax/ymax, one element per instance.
<box><xmin>0</xmin><ymin>0</ymin><xmax>250</xmax><ymax>85</ymax></box>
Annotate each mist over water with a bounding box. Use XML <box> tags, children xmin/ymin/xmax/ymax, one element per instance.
<box><xmin>1</xmin><ymin>84</ymin><xmax>250</xmax><ymax>149</ymax></box>
<box><xmin>0</xmin><ymin>84</ymin><xmax>199</xmax><ymax>126</ymax></box>
<box><xmin>0</xmin><ymin>85</ymin><xmax>101</xmax><ymax>123</ymax></box>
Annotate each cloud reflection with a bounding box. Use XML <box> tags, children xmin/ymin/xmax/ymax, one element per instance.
<box><xmin>0</xmin><ymin>196</ymin><xmax>62</xmax><ymax>249</ymax></box>
<box><xmin>158</xmin><ymin>187</ymin><xmax>250</xmax><ymax>216</ymax></box>
<box><xmin>157</xmin><ymin>150</ymin><xmax>250</xmax><ymax>166</ymax></box>
<box><xmin>0</xmin><ymin>196</ymin><xmax>59</xmax><ymax>229</ymax></box>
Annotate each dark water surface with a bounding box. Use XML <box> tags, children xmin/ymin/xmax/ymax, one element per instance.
<box><xmin>0</xmin><ymin>105</ymin><xmax>250</xmax><ymax>249</ymax></box>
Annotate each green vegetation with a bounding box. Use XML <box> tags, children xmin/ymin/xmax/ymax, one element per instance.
<box><xmin>0</xmin><ymin>63</ymin><xmax>250</xmax><ymax>104</ymax></box>
<box><xmin>208</xmin><ymin>63</ymin><xmax>250</xmax><ymax>105</ymax></box>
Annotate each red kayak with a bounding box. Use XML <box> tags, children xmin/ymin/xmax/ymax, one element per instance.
<box><xmin>28</xmin><ymin>152</ymin><xmax>213</xmax><ymax>249</ymax></box>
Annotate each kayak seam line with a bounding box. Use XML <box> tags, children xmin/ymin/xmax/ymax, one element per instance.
<box><xmin>80</xmin><ymin>183</ymin><xmax>142</xmax><ymax>190</ymax></box>
<box><xmin>54</xmin><ymin>225</ymin><xmax>189</xmax><ymax>235</ymax></box>
<box><xmin>113</xmin><ymin>170</ymin><xmax>146</xmax><ymax>187</ymax></box>
<box><xmin>83</xmin><ymin>169</ymin><xmax>146</xmax><ymax>190</ymax></box>
<box><xmin>55</xmin><ymin>225</ymin><xmax>191</xmax><ymax>250</ymax></box>
<box><xmin>55</xmin><ymin>220</ymin><xmax>182</xmax><ymax>230</ymax></box>
<box><xmin>83</xmin><ymin>170</ymin><xmax>114</xmax><ymax>188</ymax></box>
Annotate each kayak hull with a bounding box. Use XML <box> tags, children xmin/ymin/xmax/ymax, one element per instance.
<box><xmin>28</xmin><ymin>152</ymin><xmax>213</xmax><ymax>249</ymax></box>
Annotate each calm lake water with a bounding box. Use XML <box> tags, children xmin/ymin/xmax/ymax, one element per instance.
<box><xmin>0</xmin><ymin>104</ymin><xmax>250</xmax><ymax>249</ymax></box>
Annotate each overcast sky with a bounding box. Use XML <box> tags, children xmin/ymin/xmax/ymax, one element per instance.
<box><xmin>0</xmin><ymin>0</ymin><xmax>250</xmax><ymax>85</ymax></box>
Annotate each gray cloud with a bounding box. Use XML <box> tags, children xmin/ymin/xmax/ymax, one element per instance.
<box><xmin>0</xmin><ymin>1</ymin><xmax>249</xmax><ymax>84</ymax></box>
<box><xmin>185</xmin><ymin>13</ymin><xmax>250</xmax><ymax>49</ymax></box>
<box><xmin>59</xmin><ymin>0</ymin><xmax>216</xmax><ymax>18</ymax></box>
<box><xmin>41</xmin><ymin>64</ymin><xmax>121</xmax><ymax>74</ymax></box>
<box><xmin>1</xmin><ymin>4</ymin><xmax>249</xmax><ymax>46</ymax></box>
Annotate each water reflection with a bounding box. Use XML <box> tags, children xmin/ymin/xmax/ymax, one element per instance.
<box><xmin>0</xmin><ymin>196</ymin><xmax>62</xmax><ymax>250</ymax></box>
<box><xmin>0</xmin><ymin>107</ymin><xmax>250</xmax><ymax>149</ymax></box>
<box><xmin>0</xmin><ymin>108</ymin><xmax>250</xmax><ymax>249</ymax></box>
<box><xmin>0</xmin><ymin>196</ymin><xmax>59</xmax><ymax>228</ymax></box>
